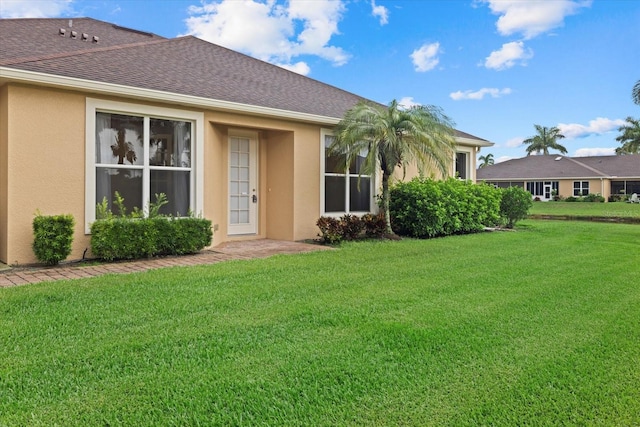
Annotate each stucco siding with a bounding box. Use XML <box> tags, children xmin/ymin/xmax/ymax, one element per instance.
<box><xmin>3</xmin><ymin>84</ymin><xmax>88</xmax><ymax>264</ymax></box>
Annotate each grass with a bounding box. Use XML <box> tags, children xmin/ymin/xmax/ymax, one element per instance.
<box><xmin>1</xmin><ymin>220</ymin><xmax>640</xmax><ymax>425</ymax></box>
<box><xmin>530</xmin><ymin>200</ymin><xmax>640</xmax><ymax>219</ymax></box>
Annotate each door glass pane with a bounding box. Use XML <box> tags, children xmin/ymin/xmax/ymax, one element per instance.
<box><xmin>230</xmin><ymin>137</ymin><xmax>252</xmax><ymax>225</ymax></box>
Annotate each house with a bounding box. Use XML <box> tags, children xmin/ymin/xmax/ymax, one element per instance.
<box><xmin>0</xmin><ymin>17</ymin><xmax>492</xmax><ymax>265</ymax></box>
<box><xmin>477</xmin><ymin>154</ymin><xmax>640</xmax><ymax>201</ymax></box>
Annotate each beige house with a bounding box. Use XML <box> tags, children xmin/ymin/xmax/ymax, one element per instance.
<box><xmin>0</xmin><ymin>17</ymin><xmax>492</xmax><ymax>265</ymax></box>
<box><xmin>477</xmin><ymin>154</ymin><xmax>640</xmax><ymax>201</ymax></box>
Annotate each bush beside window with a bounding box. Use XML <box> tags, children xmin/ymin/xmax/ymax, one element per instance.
<box><xmin>91</xmin><ymin>193</ymin><xmax>212</xmax><ymax>261</ymax></box>
<box><xmin>389</xmin><ymin>178</ymin><xmax>502</xmax><ymax>238</ymax></box>
<box><xmin>32</xmin><ymin>213</ymin><xmax>75</xmax><ymax>265</ymax></box>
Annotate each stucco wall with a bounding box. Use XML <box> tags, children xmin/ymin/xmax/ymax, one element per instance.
<box><xmin>0</xmin><ymin>85</ymin><xmax>8</xmax><ymax>263</ymax></box>
<box><xmin>3</xmin><ymin>84</ymin><xmax>89</xmax><ymax>265</ymax></box>
<box><xmin>1</xmin><ymin>83</ymin><xmax>488</xmax><ymax>265</ymax></box>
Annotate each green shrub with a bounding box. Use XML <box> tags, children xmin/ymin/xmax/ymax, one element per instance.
<box><xmin>500</xmin><ymin>186</ymin><xmax>533</xmax><ymax>228</ymax></box>
<box><xmin>389</xmin><ymin>178</ymin><xmax>502</xmax><ymax>238</ymax></box>
<box><xmin>91</xmin><ymin>193</ymin><xmax>212</xmax><ymax>261</ymax></box>
<box><xmin>90</xmin><ymin>218</ymin><xmax>158</xmax><ymax>261</ymax></box>
<box><xmin>155</xmin><ymin>217</ymin><xmax>213</xmax><ymax>256</ymax></box>
<box><xmin>565</xmin><ymin>196</ymin><xmax>578</xmax><ymax>202</ymax></box>
<box><xmin>582</xmin><ymin>193</ymin><xmax>605</xmax><ymax>203</ymax></box>
<box><xmin>316</xmin><ymin>216</ymin><xmax>342</xmax><ymax>244</ymax></box>
<box><xmin>32</xmin><ymin>213</ymin><xmax>75</xmax><ymax>265</ymax></box>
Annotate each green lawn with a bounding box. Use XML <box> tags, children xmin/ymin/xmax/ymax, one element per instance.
<box><xmin>530</xmin><ymin>200</ymin><xmax>640</xmax><ymax>218</ymax></box>
<box><xmin>2</xmin><ymin>221</ymin><xmax>640</xmax><ymax>426</ymax></box>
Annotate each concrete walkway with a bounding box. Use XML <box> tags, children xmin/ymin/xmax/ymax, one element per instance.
<box><xmin>0</xmin><ymin>240</ymin><xmax>331</xmax><ymax>288</ymax></box>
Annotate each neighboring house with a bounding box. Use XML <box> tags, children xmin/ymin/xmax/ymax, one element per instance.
<box><xmin>0</xmin><ymin>17</ymin><xmax>492</xmax><ymax>265</ymax></box>
<box><xmin>477</xmin><ymin>154</ymin><xmax>640</xmax><ymax>201</ymax></box>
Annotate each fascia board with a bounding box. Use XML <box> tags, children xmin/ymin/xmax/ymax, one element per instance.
<box><xmin>455</xmin><ymin>136</ymin><xmax>494</xmax><ymax>147</ymax></box>
<box><xmin>0</xmin><ymin>67</ymin><xmax>341</xmax><ymax>125</ymax></box>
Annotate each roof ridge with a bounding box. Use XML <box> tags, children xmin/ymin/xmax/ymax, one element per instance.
<box><xmin>564</xmin><ymin>156</ymin><xmax>607</xmax><ymax>177</ymax></box>
<box><xmin>0</xmin><ymin>37</ymin><xmax>171</xmax><ymax>67</ymax></box>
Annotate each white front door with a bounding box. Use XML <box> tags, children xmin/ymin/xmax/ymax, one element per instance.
<box><xmin>228</xmin><ymin>135</ymin><xmax>258</xmax><ymax>235</ymax></box>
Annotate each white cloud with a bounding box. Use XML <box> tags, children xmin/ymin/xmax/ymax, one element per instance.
<box><xmin>484</xmin><ymin>41</ymin><xmax>533</xmax><ymax>70</ymax></box>
<box><xmin>0</xmin><ymin>0</ymin><xmax>73</xmax><ymax>18</ymax></box>
<box><xmin>398</xmin><ymin>97</ymin><xmax>420</xmax><ymax>109</ymax></box>
<box><xmin>479</xmin><ymin>0</ymin><xmax>592</xmax><ymax>39</ymax></box>
<box><xmin>410</xmin><ymin>42</ymin><xmax>441</xmax><ymax>72</ymax></box>
<box><xmin>184</xmin><ymin>0</ymin><xmax>350</xmax><ymax>75</ymax></box>
<box><xmin>557</xmin><ymin>117</ymin><xmax>626</xmax><ymax>139</ymax></box>
<box><xmin>450</xmin><ymin>87</ymin><xmax>512</xmax><ymax>101</ymax></box>
<box><xmin>275</xmin><ymin>61</ymin><xmax>311</xmax><ymax>75</ymax></box>
<box><xmin>371</xmin><ymin>0</ymin><xmax>389</xmax><ymax>25</ymax></box>
<box><xmin>505</xmin><ymin>137</ymin><xmax>524</xmax><ymax>148</ymax></box>
<box><xmin>573</xmin><ymin>147</ymin><xmax>616</xmax><ymax>157</ymax></box>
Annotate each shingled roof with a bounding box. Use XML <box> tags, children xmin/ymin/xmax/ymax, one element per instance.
<box><xmin>477</xmin><ymin>155</ymin><xmax>640</xmax><ymax>180</ymax></box>
<box><xmin>0</xmin><ymin>17</ymin><xmax>490</xmax><ymax>142</ymax></box>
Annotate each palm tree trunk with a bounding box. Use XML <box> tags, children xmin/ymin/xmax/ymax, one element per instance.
<box><xmin>381</xmin><ymin>172</ymin><xmax>393</xmax><ymax>235</ymax></box>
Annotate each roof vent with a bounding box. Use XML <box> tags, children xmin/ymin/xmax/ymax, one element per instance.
<box><xmin>554</xmin><ymin>156</ymin><xmax>562</xmax><ymax>161</ymax></box>
<box><xmin>92</xmin><ymin>36</ymin><xmax>99</xmax><ymax>43</ymax></box>
<box><xmin>59</xmin><ymin>28</ymin><xmax>66</xmax><ymax>36</ymax></box>
<box><xmin>81</xmin><ymin>33</ymin><xmax>89</xmax><ymax>41</ymax></box>
<box><xmin>70</xmin><ymin>30</ymin><xmax>78</xmax><ymax>39</ymax></box>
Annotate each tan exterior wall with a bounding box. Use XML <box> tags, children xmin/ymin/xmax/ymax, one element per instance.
<box><xmin>559</xmin><ymin>178</ymin><xmax>609</xmax><ymax>199</ymax></box>
<box><xmin>0</xmin><ymin>83</ymin><xmax>489</xmax><ymax>265</ymax></box>
<box><xmin>2</xmin><ymin>84</ymin><xmax>89</xmax><ymax>265</ymax></box>
<box><xmin>0</xmin><ymin>85</ymin><xmax>8</xmax><ymax>263</ymax></box>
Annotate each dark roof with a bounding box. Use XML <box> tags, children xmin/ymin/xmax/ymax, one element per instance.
<box><xmin>0</xmin><ymin>17</ymin><xmax>490</xmax><ymax>143</ymax></box>
<box><xmin>477</xmin><ymin>154</ymin><xmax>640</xmax><ymax>180</ymax></box>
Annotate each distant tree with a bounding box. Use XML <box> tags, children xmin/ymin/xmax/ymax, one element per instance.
<box><xmin>523</xmin><ymin>125</ymin><xmax>567</xmax><ymax>156</ymax></box>
<box><xmin>330</xmin><ymin>99</ymin><xmax>456</xmax><ymax>235</ymax></box>
<box><xmin>633</xmin><ymin>80</ymin><xmax>640</xmax><ymax>105</ymax></box>
<box><xmin>615</xmin><ymin>116</ymin><xmax>640</xmax><ymax>155</ymax></box>
<box><xmin>478</xmin><ymin>153</ymin><xmax>495</xmax><ymax>168</ymax></box>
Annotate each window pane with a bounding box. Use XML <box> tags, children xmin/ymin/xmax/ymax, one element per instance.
<box><xmin>325</xmin><ymin>176</ymin><xmax>346</xmax><ymax>212</ymax></box>
<box><xmin>96</xmin><ymin>113</ymin><xmax>143</xmax><ymax>165</ymax></box>
<box><xmin>349</xmin><ymin>149</ymin><xmax>368</xmax><ymax>174</ymax></box>
<box><xmin>96</xmin><ymin>167</ymin><xmax>143</xmax><ymax>213</ymax></box>
<box><xmin>350</xmin><ymin>177</ymin><xmax>371</xmax><ymax>211</ymax></box>
<box><xmin>150</xmin><ymin>119</ymin><xmax>191</xmax><ymax>168</ymax></box>
<box><xmin>150</xmin><ymin>170</ymin><xmax>190</xmax><ymax>216</ymax></box>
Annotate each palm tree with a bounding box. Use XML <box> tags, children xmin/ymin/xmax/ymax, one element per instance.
<box><xmin>633</xmin><ymin>80</ymin><xmax>640</xmax><ymax>105</ymax></box>
<box><xmin>615</xmin><ymin>116</ymin><xmax>640</xmax><ymax>155</ymax></box>
<box><xmin>330</xmin><ymin>99</ymin><xmax>456</xmax><ymax>235</ymax></box>
<box><xmin>522</xmin><ymin>125</ymin><xmax>567</xmax><ymax>156</ymax></box>
<box><xmin>478</xmin><ymin>153</ymin><xmax>494</xmax><ymax>168</ymax></box>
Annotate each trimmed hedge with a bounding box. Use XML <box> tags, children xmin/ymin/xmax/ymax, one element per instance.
<box><xmin>91</xmin><ymin>217</ymin><xmax>212</xmax><ymax>261</ymax></box>
<box><xmin>32</xmin><ymin>213</ymin><xmax>75</xmax><ymax>265</ymax></box>
<box><xmin>389</xmin><ymin>178</ymin><xmax>502</xmax><ymax>238</ymax></box>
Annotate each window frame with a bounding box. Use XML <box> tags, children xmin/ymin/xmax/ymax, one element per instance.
<box><xmin>573</xmin><ymin>180</ymin><xmax>590</xmax><ymax>197</ymax></box>
<box><xmin>320</xmin><ymin>128</ymin><xmax>375</xmax><ymax>217</ymax></box>
<box><xmin>85</xmin><ymin>98</ymin><xmax>204</xmax><ymax>233</ymax></box>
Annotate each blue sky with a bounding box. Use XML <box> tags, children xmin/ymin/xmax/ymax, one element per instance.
<box><xmin>2</xmin><ymin>0</ymin><xmax>638</xmax><ymax>163</ymax></box>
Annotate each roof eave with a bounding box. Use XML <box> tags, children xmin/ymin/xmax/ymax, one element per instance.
<box><xmin>455</xmin><ymin>136</ymin><xmax>494</xmax><ymax>148</ymax></box>
<box><xmin>0</xmin><ymin>66</ymin><xmax>342</xmax><ymax>125</ymax></box>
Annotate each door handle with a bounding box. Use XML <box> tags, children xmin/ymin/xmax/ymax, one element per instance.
<box><xmin>252</xmin><ymin>194</ymin><xmax>258</xmax><ymax>203</ymax></box>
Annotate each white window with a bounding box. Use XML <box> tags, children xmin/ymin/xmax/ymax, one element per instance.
<box><xmin>85</xmin><ymin>99</ymin><xmax>204</xmax><ymax>231</ymax></box>
<box><xmin>320</xmin><ymin>129</ymin><xmax>373</xmax><ymax>215</ymax></box>
<box><xmin>573</xmin><ymin>181</ymin><xmax>589</xmax><ymax>196</ymax></box>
